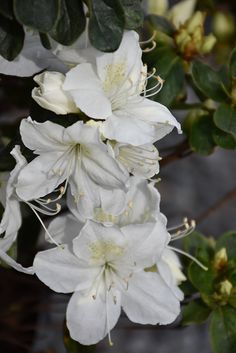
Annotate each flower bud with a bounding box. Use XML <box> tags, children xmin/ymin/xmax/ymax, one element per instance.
<box><xmin>201</xmin><ymin>34</ymin><xmax>217</xmax><ymax>55</ymax></box>
<box><xmin>219</xmin><ymin>279</ymin><xmax>233</xmax><ymax>296</ymax></box>
<box><xmin>212</xmin><ymin>12</ymin><xmax>235</xmax><ymax>40</ymax></box>
<box><xmin>214</xmin><ymin>247</ymin><xmax>228</xmax><ymax>271</ymax></box>
<box><xmin>168</xmin><ymin>0</ymin><xmax>196</xmax><ymax>29</ymax></box>
<box><xmin>32</xmin><ymin>71</ymin><xmax>79</xmax><ymax>115</ymax></box>
<box><xmin>147</xmin><ymin>0</ymin><xmax>168</xmax><ymax>16</ymax></box>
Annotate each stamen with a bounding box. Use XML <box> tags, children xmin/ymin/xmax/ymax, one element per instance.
<box><xmin>26</xmin><ymin>202</ymin><xmax>61</xmax><ymax>247</ymax></box>
<box><xmin>169</xmin><ymin>218</ymin><xmax>196</xmax><ymax>241</ymax></box>
<box><xmin>142</xmin><ymin>41</ymin><xmax>157</xmax><ymax>53</ymax></box>
<box><xmin>168</xmin><ymin>245</ymin><xmax>208</xmax><ymax>271</ymax></box>
<box><xmin>139</xmin><ymin>31</ymin><xmax>157</xmax><ymax>44</ymax></box>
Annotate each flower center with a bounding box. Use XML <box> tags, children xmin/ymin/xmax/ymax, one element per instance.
<box><xmin>89</xmin><ymin>240</ymin><xmax>125</xmax><ymax>264</ymax></box>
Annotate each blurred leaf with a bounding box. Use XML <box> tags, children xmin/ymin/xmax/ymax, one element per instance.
<box><xmin>145</xmin><ymin>14</ymin><xmax>175</xmax><ymax>36</ymax></box>
<box><xmin>212</xmin><ymin>126</ymin><xmax>236</xmax><ymax>149</ymax></box>
<box><xmin>0</xmin><ymin>14</ymin><xmax>24</xmax><ymax>60</ymax></box>
<box><xmin>210</xmin><ymin>306</ymin><xmax>236</xmax><ymax>353</ymax></box>
<box><xmin>182</xmin><ymin>299</ymin><xmax>211</xmax><ymax>325</ymax></box>
<box><xmin>14</xmin><ymin>0</ymin><xmax>60</xmax><ymax>32</ymax></box>
<box><xmin>50</xmin><ymin>0</ymin><xmax>86</xmax><ymax>45</ymax></box>
<box><xmin>229</xmin><ymin>47</ymin><xmax>236</xmax><ymax>78</ymax></box>
<box><xmin>39</xmin><ymin>32</ymin><xmax>51</xmax><ymax>49</ymax></box>
<box><xmin>191</xmin><ymin>60</ymin><xmax>229</xmax><ymax>102</ymax></box>
<box><xmin>216</xmin><ymin>231</ymin><xmax>236</xmax><ymax>263</ymax></box>
<box><xmin>120</xmin><ymin>0</ymin><xmax>143</xmax><ymax>29</ymax></box>
<box><xmin>184</xmin><ymin>232</ymin><xmax>211</xmax><ymax>255</ymax></box>
<box><xmin>190</xmin><ymin>115</ymin><xmax>215</xmax><ymax>155</ymax></box>
<box><xmin>214</xmin><ymin>104</ymin><xmax>236</xmax><ymax>136</ymax></box>
<box><xmin>0</xmin><ymin>0</ymin><xmax>14</xmax><ymax>19</ymax></box>
<box><xmin>89</xmin><ymin>0</ymin><xmax>125</xmax><ymax>52</ymax></box>
<box><xmin>189</xmin><ymin>260</ymin><xmax>215</xmax><ymax>295</ymax></box>
<box><xmin>64</xmin><ymin>325</ymin><xmax>96</xmax><ymax>353</ymax></box>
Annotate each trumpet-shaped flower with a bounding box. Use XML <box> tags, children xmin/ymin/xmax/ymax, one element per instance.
<box><xmin>34</xmin><ymin>220</ymin><xmax>180</xmax><ymax>345</ymax></box>
<box><xmin>63</xmin><ymin>31</ymin><xmax>181</xmax><ymax>146</ymax></box>
<box><xmin>16</xmin><ymin>117</ymin><xmax>129</xmax><ymax>220</ymax></box>
<box><xmin>108</xmin><ymin>142</ymin><xmax>160</xmax><ymax>178</ymax></box>
<box><xmin>0</xmin><ymin>146</ymin><xmax>34</xmax><ymax>274</ymax></box>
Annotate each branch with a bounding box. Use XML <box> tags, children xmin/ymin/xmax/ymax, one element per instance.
<box><xmin>160</xmin><ymin>140</ymin><xmax>193</xmax><ymax>167</ymax></box>
<box><xmin>196</xmin><ymin>188</ymin><xmax>236</xmax><ymax>224</ymax></box>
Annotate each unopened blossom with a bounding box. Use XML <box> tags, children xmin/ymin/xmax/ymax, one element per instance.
<box><xmin>32</xmin><ymin>72</ymin><xmax>79</xmax><ymax>115</ymax></box>
<box><xmin>0</xmin><ymin>146</ymin><xmax>34</xmax><ymax>274</ymax></box>
<box><xmin>34</xmin><ymin>220</ymin><xmax>180</xmax><ymax>345</ymax></box>
<box><xmin>108</xmin><ymin>141</ymin><xmax>160</xmax><ymax>178</ymax></box>
<box><xmin>16</xmin><ymin>117</ymin><xmax>129</xmax><ymax>219</ymax></box>
<box><xmin>63</xmin><ymin>31</ymin><xmax>181</xmax><ymax>146</ymax></box>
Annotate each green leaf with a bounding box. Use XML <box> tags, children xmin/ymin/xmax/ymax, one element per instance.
<box><xmin>214</xmin><ymin>104</ymin><xmax>236</xmax><ymax>136</ymax></box>
<box><xmin>14</xmin><ymin>0</ymin><xmax>60</xmax><ymax>32</ymax></box>
<box><xmin>39</xmin><ymin>33</ymin><xmax>51</xmax><ymax>49</ymax></box>
<box><xmin>212</xmin><ymin>126</ymin><xmax>236</xmax><ymax>149</ymax></box>
<box><xmin>190</xmin><ymin>115</ymin><xmax>215</xmax><ymax>155</ymax></box>
<box><xmin>145</xmin><ymin>47</ymin><xmax>184</xmax><ymax>106</ymax></box>
<box><xmin>50</xmin><ymin>0</ymin><xmax>86</xmax><ymax>45</ymax></box>
<box><xmin>120</xmin><ymin>0</ymin><xmax>143</xmax><ymax>29</ymax></box>
<box><xmin>191</xmin><ymin>60</ymin><xmax>229</xmax><ymax>102</ymax></box>
<box><xmin>0</xmin><ymin>14</ymin><xmax>24</xmax><ymax>60</ymax></box>
<box><xmin>183</xmin><ymin>232</ymin><xmax>211</xmax><ymax>255</ymax></box>
<box><xmin>145</xmin><ymin>14</ymin><xmax>175</xmax><ymax>36</ymax></box>
<box><xmin>229</xmin><ymin>47</ymin><xmax>236</xmax><ymax>78</ymax></box>
<box><xmin>210</xmin><ymin>306</ymin><xmax>236</xmax><ymax>353</ymax></box>
<box><xmin>89</xmin><ymin>0</ymin><xmax>125</xmax><ymax>52</ymax></box>
<box><xmin>0</xmin><ymin>0</ymin><xmax>14</xmax><ymax>19</ymax></box>
<box><xmin>188</xmin><ymin>260</ymin><xmax>215</xmax><ymax>295</ymax></box>
<box><xmin>182</xmin><ymin>299</ymin><xmax>211</xmax><ymax>325</ymax></box>
<box><xmin>216</xmin><ymin>231</ymin><xmax>236</xmax><ymax>263</ymax></box>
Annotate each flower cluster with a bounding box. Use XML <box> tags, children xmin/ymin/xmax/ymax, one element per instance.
<box><xmin>0</xmin><ymin>30</ymin><xmax>194</xmax><ymax>345</ymax></box>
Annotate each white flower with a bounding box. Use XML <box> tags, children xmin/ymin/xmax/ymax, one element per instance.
<box><xmin>63</xmin><ymin>31</ymin><xmax>181</xmax><ymax>146</ymax></box>
<box><xmin>108</xmin><ymin>141</ymin><xmax>160</xmax><ymax>178</ymax></box>
<box><xmin>34</xmin><ymin>220</ymin><xmax>180</xmax><ymax>345</ymax></box>
<box><xmin>32</xmin><ymin>72</ymin><xmax>79</xmax><ymax>115</ymax></box>
<box><xmin>0</xmin><ymin>146</ymin><xmax>34</xmax><ymax>274</ymax></box>
<box><xmin>67</xmin><ymin>176</ymin><xmax>162</xmax><ymax>225</ymax></box>
<box><xmin>157</xmin><ymin>248</ymin><xmax>186</xmax><ymax>300</ymax></box>
<box><xmin>16</xmin><ymin>117</ymin><xmax>129</xmax><ymax>219</ymax></box>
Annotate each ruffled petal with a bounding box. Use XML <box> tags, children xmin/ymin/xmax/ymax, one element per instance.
<box><xmin>47</xmin><ymin>213</ymin><xmax>83</xmax><ymax>244</ymax></box>
<box><xmin>121</xmin><ymin>271</ymin><xmax>180</xmax><ymax>325</ymax></box>
<box><xmin>33</xmin><ymin>245</ymin><xmax>97</xmax><ymax>293</ymax></box>
<box><xmin>67</xmin><ymin>284</ymin><xmax>121</xmax><ymax>345</ymax></box>
<box><xmin>63</xmin><ymin>63</ymin><xmax>112</xmax><ymax>119</ymax></box>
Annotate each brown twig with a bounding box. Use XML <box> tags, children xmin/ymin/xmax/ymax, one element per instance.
<box><xmin>160</xmin><ymin>140</ymin><xmax>193</xmax><ymax>167</ymax></box>
<box><xmin>196</xmin><ymin>188</ymin><xmax>236</xmax><ymax>224</ymax></box>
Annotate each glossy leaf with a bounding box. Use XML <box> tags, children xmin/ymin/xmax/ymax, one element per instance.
<box><xmin>190</xmin><ymin>115</ymin><xmax>215</xmax><ymax>155</ymax></box>
<box><xmin>212</xmin><ymin>127</ymin><xmax>236</xmax><ymax>149</ymax></box>
<box><xmin>191</xmin><ymin>60</ymin><xmax>229</xmax><ymax>102</ymax></box>
<box><xmin>210</xmin><ymin>306</ymin><xmax>236</xmax><ymax>353</ymax></box>
<box><xmin>214</xmin><ymin>104</ymin><xmax>236</xmax><ymax>136</ymax></box>
<box><xmin>145</xmin><ymin>14</ymin><xmax>175</xmax><ymax>36</ymax></box>
<box><xmin>120</xmin><ymin>0</ymin><xmax>143</xmax><ymax>29</ymax></box>
<box><xmin>182</xmin><ymin>299</ymin><xmax>211</xmax><ymax>325</ymax></box>
<box><xmin>89</xmin><ymin>0</ymin><xmax>125</xmax><ymax>52</ymax></box>
<box><xmin>50</xmin><ymin>0</ymin><xmax>86</xmax><ymax>45</ymax></box>
<box><xmin>0</xmin><ymin>14</ymin><xmax>24</xmax><ymax>60</ymax></box>
<box><xmin>14</xmin><ymin>0</ymin><xmax>60</xmax><ymax>32</ymax></box>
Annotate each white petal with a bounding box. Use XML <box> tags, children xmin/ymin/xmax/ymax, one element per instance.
<box><xmin>121</xmin><ymin>271</ymin><xmax>180</xmax><ymax>325</ymax></box>
<box><xmin>99</xmin><ymin>187</ymin><xmax>126</xmax><ymax>216</ymax></box>
<box><xmin>33</xmin><ymin>245</ymin><xmax>96</xmax><ymax>293</ymax></box>
<box><xmin>0</xmin><ymin>248</ymin><xmax>34</xmax><ymax>274</ymax></box>
<box><xmin>121</xmin><ymin>220</ymin><xmax>170</xmax><ymax>268</ymax></box>
<box><xmin>63</xmin><ymin>63</ymin><xmax>112</xmax><ymax>118</ymax></box>
<box><xmin>117</xmin><ymin>177</ymin><xmax>161</xmax><ymax>226</ymax></box>
<box><xmin>16</xmin><ymin>152</ymin><xmax>68</xmax><ymax>200</ymax></box>
<box><xmin>47</xmin><ymin>213</ymin><xmax>83</xmax><ymax>244</ymax></box>
<box><xmin>20</xmin><ymin>117</ymin><xmax>65</xmax><ymax>153</ymax></box>
<box><xmin>67</xmin><ymin>284</ymin><xmax>121</xmax><ymax>345</ymax></box>
<box><xmin>157</xmin><ymin>259</ymin><xmax>184</xmax><ymax>301</ymax></box>
<box><xmin>73</xmin><ymin>221</ymin><xmax>127</xmax><ymax>266</ymax></box>
<box><xmin>96</xmin><ymin>31</ymin><xmax>143</xmax><ymax>98</ymax></box>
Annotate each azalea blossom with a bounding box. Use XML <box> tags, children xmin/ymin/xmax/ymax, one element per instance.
<box><xmin>34</xmin><ymin>220</ymin><xmax>180</xmax><ymax>345</ymax></box>
<box><xmin>32</xmin><ymin>72</ymin><xmax>79</xmax><ymax>115</ymax></box>
<box><xmin>108</xmin><ymin>141</ymin><xmax>160</xmax><ymax>178</ymax></box>
<box><xmin>16</xmin><ymin>117</ymin><xmax>129</xmax><ymax>219</ymax></box>
<box><xmin>63</xmin><ymin>31</ymin><xmax>181</xmax><ymax>146</ymax></box>
<box><xmin>0</xmin><ymin>146</ymin><xmax>34</xmax><ymax>274</ymax></box>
